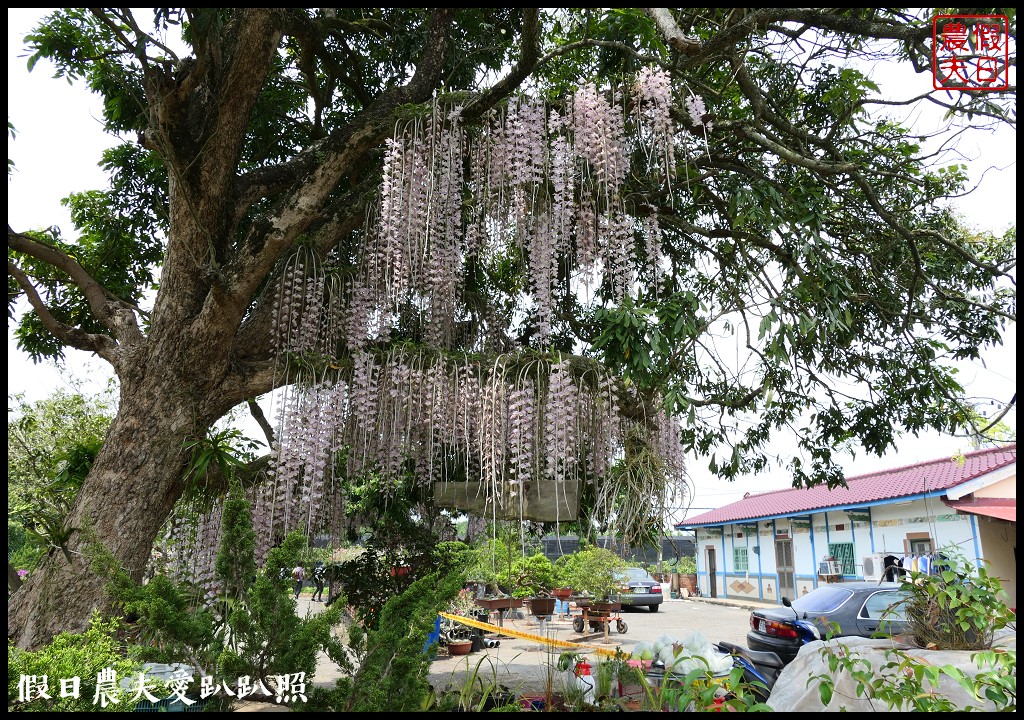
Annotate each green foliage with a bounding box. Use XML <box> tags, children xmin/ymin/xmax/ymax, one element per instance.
<box><xmin>319</xmin><ymin>572</ymin><xmax>463</xmax><ymax>712</ymax></box>
<box><xmin>8</xmin><ymin>612</ymin><xmax>140</xmax><ymax>712</ymax></box>
<box><xmin>106</xmin><ymin>507</ymin><xmax>346</xmax><ymax>709</ymax></box>
<box><xmin>559</xmin><ymin>546</ymin><xmax>628</xmax><ymax>600</ymax></box>
<box><xmin>7</xmin><ymin>389</ymin><xmax>112</xmax><ymax>513</ymax></box>
<box><xmin>505</xmin><ymin>553</ymin><xmax>557</xmax><ymax>598</ymax></box>
<box><xmin>465</xmin><ymin>533</ymin><xmax>520</xmax><ymax>594</ymax></box>
<box><xmin>214</xmin><ymin>482</ymin><xmax>256</xmax><ymax>602</ymax></box>
<box><xmin>667</xmin><ymin>555</ymin><xmax>698</xmax><ymax>575</ymax></box>
<box><xmin>902</xmin><ymin>546</ymin><xmax>1014</xmax><ymax>651</ymax></box>
<box><xmin>8</xmin><ymin>389</ymin><xmax>113</xmax><ymax>569</ymax></box>
<box><xmin>812</xmin><ymin>642</ymin><xmax>1016</xmax><ymax>712</ymax></box>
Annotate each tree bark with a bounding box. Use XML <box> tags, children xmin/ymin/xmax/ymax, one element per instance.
<box><xmin>6</xmin><ymin>8</ymin><xmax>460</xmax><ymax>651</ymax></box>
<box><xmin>6</xmin><ymin>346</ymin><xmax>232</xmax><ymax>649</ymax></box>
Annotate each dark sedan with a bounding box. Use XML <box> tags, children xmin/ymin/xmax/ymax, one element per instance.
<box><xmin>746</xmin><ymin>582</ymin><xmax>911</xmax><ymax>663</ymax></box>
<box><xmin>608</xmin><ymin>567</ymin><xmax>664</xmax><ymax>612</ymax></box>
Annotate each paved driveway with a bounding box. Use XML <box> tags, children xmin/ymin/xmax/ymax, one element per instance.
<box><xmin>305</xmin><ymin>597</ymin><xmax>763</xmax><ymax>695</ymax></box>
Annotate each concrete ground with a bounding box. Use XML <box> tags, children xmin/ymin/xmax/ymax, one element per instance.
<box><xmin>237</xmin><ymin>592</ymin><xmax>779</xmax><ymax>710</ymax></box>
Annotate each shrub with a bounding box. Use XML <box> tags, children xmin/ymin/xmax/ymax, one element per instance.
<box><xmin>902</xmin><ymin>547</ymin><xmax>1014</xmax><ymax>651</ymax></box>
<box><xmin>8</xmin><ymin>612</ymin><xmax>140</xmax><ymax>712</ymax></box>
<box><xmin>561</xmin><ymin>546</ymin><xmax>628</xmax><ymax>600</ymax></box>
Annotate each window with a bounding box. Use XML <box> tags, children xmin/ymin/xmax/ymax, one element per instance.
<box><xmin>860</xmin><ymin>590</ymin><xmax>911</xmax><ymax>622</ymax></box>
<box><xmin>733</xmin><ymin>547</ymin><xmax>749</xmax><ymax>572</ymax></box>
<box><xmin>828</xmin><ymin>542</ymin><xmax>855</xmax><ymax>575</ymax></box>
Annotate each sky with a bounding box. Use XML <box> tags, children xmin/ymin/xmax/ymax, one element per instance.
<box><xmin>7</xmin><ymin>9</ymin><xmax>1017</xmax><ymax>524</ymax></box>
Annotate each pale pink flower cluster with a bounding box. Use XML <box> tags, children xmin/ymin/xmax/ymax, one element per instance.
<box><xmin>256</xmin><ymin>71</ymin><xmax>702</xmax><ymax>536</ymax></box>
<box><xmin>685</xmin><ymin>93</ymin><xmax>713</xmax><ymax>132</ymax></box>
<box><xmin>633</xmin><ymin>67</ymin><xmax>676</xmax><ymax>179</ymax></box>
<box><xmin>572</xmin><ymin>84</ymin><xmax>628</xmax><ymax>189</ymax></box>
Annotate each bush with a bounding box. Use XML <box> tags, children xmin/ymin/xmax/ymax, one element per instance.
<box><xmin>560</xmin><ymin>546</ymin><xmax>627</xmax><ymax>599</ymax></box>
<box><xmin>507</xmin><ymin>553</ymin><xmax>556</xmax><ymax>598</ymax></box>
<box><xmin>902</xmin><ymin>547</ymin><xmax>1014</xmax><ymax>651</ymax></box>
<box><xmin>8</xmin><ymin>612</ymin><xmax>140</xmax><ymax>712</ymax></box>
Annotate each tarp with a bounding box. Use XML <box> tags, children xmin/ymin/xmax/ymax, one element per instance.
<box><xmin>767</xmin><ymin>629</ymin><xmax>1016</xmax><ymax>712</ymax></box>
<box><xmin>433</xmin><ymin>478</ymin><xmax>580</xmax><ymax>521</ymax></box>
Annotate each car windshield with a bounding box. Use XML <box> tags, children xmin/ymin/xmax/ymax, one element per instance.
<box><xmin>790</xmin><ymin>586</ymin><xmax>854</xmax><ymax>613</ymax></box>
<box><xmin>621</xmin><ymin>568</ymin><xmax>652</xmax><ymax>582</ymax></box>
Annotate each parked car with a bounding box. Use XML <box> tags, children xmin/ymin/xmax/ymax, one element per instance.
<box><xmin>746</xmin><ymin>581</ymin><xmax>911</xmax><ymax>663</ymax></box>
<box><xmin>608</xmin><ymin>567</ymin><xmax>664</xmax><ymax>612</ymax></box>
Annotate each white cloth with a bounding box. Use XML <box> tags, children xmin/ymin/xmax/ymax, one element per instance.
<box><xmin>767</xmin><ymin>630</ymin><xmax>1016</xmax><ymax>712</ymax></box>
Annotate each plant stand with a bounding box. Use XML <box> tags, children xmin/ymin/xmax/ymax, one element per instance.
<box><xmin>571</xmin><ymin>600</ymin><xmax>626</xmax><ymax>638</ymax></box>
<box><xmin>528</xmin><ymin>596</ymin><xmax>557</xmax><ymax>634</ymax></box>
<box><xmin>474</xmin><ymin>597</ymin><xmax>524</xmax><ymax>629</ymax></box>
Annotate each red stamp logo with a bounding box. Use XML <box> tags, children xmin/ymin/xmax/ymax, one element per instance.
<box><xmin>933</xmin><ymin>15</ymin><xmax>1010</xmax><ymax>90</ymax></box>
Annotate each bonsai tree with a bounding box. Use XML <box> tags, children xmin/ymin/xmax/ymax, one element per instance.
<box><xmin>562</xmin><ymin>547</ymin><xmax>628</xmax><ymax>601</ymax></box>
<box><xmin>505</xmin><ymin>553</ymin><xmax>557</xmax><ymax>599</ymax></box>
<box><xmin>465</xmin><ymin>535</ymin><xmax>518</xmax><ymax>596</ymax></box>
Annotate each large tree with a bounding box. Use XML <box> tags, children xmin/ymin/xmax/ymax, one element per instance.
<box><xmin>7</xmin><ymin>8</ymin><xmax>1016</xmax><ymax>648</ymax></box>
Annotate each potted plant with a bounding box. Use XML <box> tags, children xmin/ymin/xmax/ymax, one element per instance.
<box><xmin>505</xmin><ymin>553</ymin><xmax>557</xmax><ymax>618</ymax></box>
<box><xmin>551</xmin><ymin>555</ymin><xmax>575</xmax><ymax>599</ymax></box>
<box><xmin>562</xmin><ymin>546</ymin><xmax>628</xmax><ymax>610</ymax></box>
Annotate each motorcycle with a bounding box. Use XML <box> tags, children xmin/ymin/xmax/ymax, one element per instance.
<box><xmin>646</xmin><ymin>596</ymin><xmax>820</xmax><ymax>707</ymax></box>
<box><xmin>717</xmin><ymin>596</ymin><xmax>820</xmax><ymax>702</ymax></box>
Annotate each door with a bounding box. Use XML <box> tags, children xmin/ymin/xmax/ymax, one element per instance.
<box><xmin>775</xmin><ymin>539</ymin><xmax>795</xmax><ymax>601</ymax></box>
<box><xmin>706</xmin><ymin>548</ymin><xmax>717</xmax><ymax>598</ymax></box>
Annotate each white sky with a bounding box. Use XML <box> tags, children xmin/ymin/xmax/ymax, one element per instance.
<box><xmin>7</xmin><ymin>9</ymin><xmax>1017</xmax><ymax>522</ymax></box>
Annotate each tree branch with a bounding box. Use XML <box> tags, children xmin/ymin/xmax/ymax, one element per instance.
<box><xmin>643</xmin><ymin>9</ymin><xmax>702</xmax><ymax>55</ymax></box>
<box><xmin>216</xmin><ymin>9</ymin><xmax>457</xmax><ymax>327</ymax></box>
<box><xmin>7</xmin><ymin>260</ymin><xmax>120</xmax><ymax>365</ymax></box>
<box><xmin>8</xmin><ymin>227</ymin><xmax>143</xmax><ymax>349</ymax></box>
<box><xmin>248</xmin><ymin>399</ymin><xmax>276</xmax><ymax>449</ymax></box>
<box><xmin>462</xmin><ymin>9</ymin><xmax>542</xmax><ymax>122</ymax></box>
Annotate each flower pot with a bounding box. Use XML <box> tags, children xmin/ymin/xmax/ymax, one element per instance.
<box><xmin>552</xmin><ymin>587</ymin><xmax>573</xmax><ymax>600</ymax></box>
<box><xmin>528</xmin><ymin>596</ymin><xmax>557</xmax><ymax>617</ymax></box>
<box><xmin>447</xmin><ymin>640</ymin><xmax>473</xmax><ymax>656</ymax></box>
<box><xmin>474</xmin><ymin>596</ymin><xmax>523</xmax><ymax>612</ymax></box>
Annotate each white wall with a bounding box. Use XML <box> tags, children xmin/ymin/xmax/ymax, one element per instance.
<box><xmin>694</xmin><ymin>497</ymin><xmax>985</xmax><ymax>603</ymax></box>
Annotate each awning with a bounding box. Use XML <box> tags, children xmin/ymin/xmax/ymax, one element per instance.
<box><xmin>943</xmin><ymin>497</ymin><xmax>1016</xmax><ymax>522</ymax></box>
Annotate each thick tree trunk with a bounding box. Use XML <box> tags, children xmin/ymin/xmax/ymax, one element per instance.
<box><xmin>7</xmin><ymin>351</ymin><xmax>227</xmax><ymax>649</ymax></box>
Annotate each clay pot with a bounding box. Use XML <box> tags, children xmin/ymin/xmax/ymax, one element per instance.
<box><xmin>447</xmin><ymin>640</ymin><xmax>473</xmax><ymax>656</ymax></box>
<box><xmin>528</xmin><ymin>597</ymin><xmax>557</xmax><ymax>616</ymax></box>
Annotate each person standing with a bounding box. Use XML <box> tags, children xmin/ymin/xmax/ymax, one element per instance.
<box><xmin>312</xmin><ymin>561</ymin><xmax>326</xmax><ymax>602</ymax></box>
<box><xmin>292</xmin><ymin>564</ymin><xmax>306</xmax><ymax>599</ymax></box>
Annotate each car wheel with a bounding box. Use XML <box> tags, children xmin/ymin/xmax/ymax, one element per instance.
<box><xmin>649</xmin><ymin>604</ymin><xmax>659</xmax><ymax>613</ymax></box>
<box><xmin>616</xmin><ymin>619</ymin><xmax>628</xmax><ymax>633</ymax></box>
<box><xmin>572</xmin><ymin>617</ymin><xmax>584</xmax><ymax>633</ymax></box>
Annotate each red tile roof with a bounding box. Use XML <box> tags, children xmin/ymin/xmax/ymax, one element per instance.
<box><xmin>678</xmin><ymin>444</ymin><xmax>1016</xmax><ymax>527</ymax></box>
<box><xmin>943</xmin><ymin>497</ymin><xmax>1016</xmax><ymax>522</ymax></box>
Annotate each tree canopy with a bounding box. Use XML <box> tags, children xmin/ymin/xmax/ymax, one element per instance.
<box><xmin>6</xmin><ymin>8</ymin><xmax>1016</xmax><ymax>648</ymax></box>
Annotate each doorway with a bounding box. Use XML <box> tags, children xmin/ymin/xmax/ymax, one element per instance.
<box><xmin>706</xmin><ymin>548</ymin><xmax>717</xmax><ymax>598</ymax></box>
<box><xmin>775</xmin><ymin>539</ymin><xmax>795</xmax><ymax>601</ymax></box>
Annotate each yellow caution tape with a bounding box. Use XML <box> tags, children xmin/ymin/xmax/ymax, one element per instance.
<box><xmin>439</xmin><ymin>612</ymin><xmax>632</xmax><ymax>660</ymax></box>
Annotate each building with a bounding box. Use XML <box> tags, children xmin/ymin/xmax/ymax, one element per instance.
<box><xmin>675</xmin><ymin>444</ymin><xmax>1016</xmax><ymax>608</ymax></box>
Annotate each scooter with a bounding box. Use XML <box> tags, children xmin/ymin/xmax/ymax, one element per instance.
<box><xmin>716</xmin><ymin>596</ymin><xmax>820</xmax><ymax>702</ymax></box>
